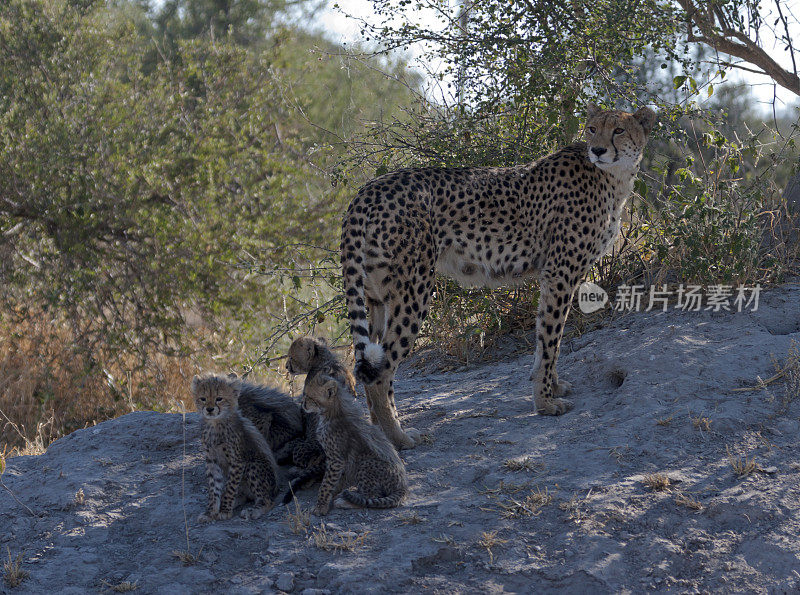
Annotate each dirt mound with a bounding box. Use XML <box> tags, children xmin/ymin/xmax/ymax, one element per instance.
<box><xmin>2</xmin><ymin>283</ymin><xmax>800</xmax><ymax>593</ymax></box>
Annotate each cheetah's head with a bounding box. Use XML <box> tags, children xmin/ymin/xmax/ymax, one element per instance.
<box><xmin>286</xmin><ymin>336</ymin><xmax>328</xmax><ymax>375</ymax></box>
<box><xmin>584</xmin><ymin>104</ymin><xmax>656</xmax><ymax>172</ymax></box>
<box><xmin>191</xmin><ymin>372</ymin><xmax>241</xmax><ymax>420</ymax></box>
<box><xmin>301</xmin><ymin>374</ymin><xmax>339</xmax><ymax>415</ymax></box>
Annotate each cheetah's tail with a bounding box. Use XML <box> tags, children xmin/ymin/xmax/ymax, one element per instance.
<box><xmin>341</xmin><ymin>222</ymin><xmax>385</xmax><ymax>385</ymax></box>
<box><xmin>340</xmin><ymin>489</ymin><xmax>404</xmax><ymax>509</ymax></box>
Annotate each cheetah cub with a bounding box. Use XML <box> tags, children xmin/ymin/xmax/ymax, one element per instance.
<box><xmin>232</xmin><ymin>373</ymin><xmax>304</xmax><ymax>451</ymax></box>
<box><xmin>287</xmin><ymin>336</ymin><xmax>357</xmax><ymax>394</ymax></box>
<box><xmin>191</xmin><ymin>373</ymin><xmax>280</xmax><ymax>521</ymax></box>
<box><xmin>302</xmin><ymin>373</ymin><xmax>407</xmax><ymax>516</ymax></box>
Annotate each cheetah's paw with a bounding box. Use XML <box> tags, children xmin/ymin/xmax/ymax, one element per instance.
<box><xmin>553</xmin><ymin>379</ymin><xmax>573</xmax><ymax>397</ymax></box>
<box><xmin>535</xmin><ymin>397</ymin><xmax>574</xmax><ymax>416</ymax></box>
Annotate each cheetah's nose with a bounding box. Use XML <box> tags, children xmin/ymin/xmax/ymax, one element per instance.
<box><xmin>591</xmin><ymin>147</ymin><xmax>607</xmax><ymax>157</ymax></box>
<box><xmin>205</xmin><ymin>407</ymin><xmax>215</xmax><ymax>414</ymax></box>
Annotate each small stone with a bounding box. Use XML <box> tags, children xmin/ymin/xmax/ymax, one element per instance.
<box><xmin>276</xmin><ymin>572</ymin><xmax>294</xmax><ymax>592</ymax></box>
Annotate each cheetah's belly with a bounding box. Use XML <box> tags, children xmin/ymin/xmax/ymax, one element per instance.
<box><xmin>435</xmin><ymin>244</ymin><xmax>541</xmax><ymax>289</ymax></box>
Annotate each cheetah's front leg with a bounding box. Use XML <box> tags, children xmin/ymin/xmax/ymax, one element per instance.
<box><xmin>531</xmin><ymin>274</ymin><xmax>578</xmax><ymax>415</ymax></box>
<box><xmin>313</xmin><ymin>457</ymin><xmax>345</xmax><ymax>516</ymax></box>
<box><xmin>198</xmin><ymin>460</ymin><xmax>224</xmax><ymax>523</ymax></box>
<box><xmin>218</xmin><ymin>459</ymin><xmax>244</xmax><ymax>520</ymax></box>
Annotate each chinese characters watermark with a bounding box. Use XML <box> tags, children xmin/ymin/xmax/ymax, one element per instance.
<box><xmin>577</xmin><ymin>283</ymin><xmax>761</xmax><ymax>314</ymax></box>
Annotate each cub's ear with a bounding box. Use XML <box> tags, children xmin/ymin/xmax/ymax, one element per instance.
<box><xmin>587</xmin><ymin>102</ymin><xmax>601</xmax><ymax>119</ymax></box>
<box><xmin>319</xmin><ymin>375</ymin><xmax>338</xmax><ymax>399</ymax></box>
<box><xmin>190</xmin><ymin>375</ymin><xmax>200</xmax><ymax>393</ymax></box>
<box><xmin>317</xmin><ymin>336</ymin><xmax>328</xmax><ymax>346</ymax></box>
<box><xmin>227</xmin><ymin>372</ymin><xmax>238</xmax><ymax>379</ymax></box>
<box><xmin>633</xmin><ymin>107</ymin><xmax>656</xmax><ymax>135</ymax></box>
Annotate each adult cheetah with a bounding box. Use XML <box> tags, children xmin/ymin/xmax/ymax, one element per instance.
<box><xmin>341</xmin><ymin>104</ymin><xmax>656</xmax><ymax>449</ymax></box>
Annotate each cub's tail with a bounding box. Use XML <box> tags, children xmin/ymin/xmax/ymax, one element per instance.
<box><xmin>339</xmin><ymin>488</ymin><xmax>404</xmax><ymax>509</ymax></box>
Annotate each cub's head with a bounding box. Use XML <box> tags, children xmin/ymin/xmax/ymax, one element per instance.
<box><xmin>191</xmin><ymin>372</ymin><xmax>241</xmax><ymax>420</ymax></box>
<box><xmin>286</xmin><ymin>336</ymin><xmax>328</xmax><ymax>375</ymax></box>
<box><xmin>584</xmin><ymin>103</ymin><xmax>656</xmax><ymax>171</ymax></box>
<box><xmin>301</xmin><ymin>374</ymin><xmax>340</xmax><ymax>415</ymax></box>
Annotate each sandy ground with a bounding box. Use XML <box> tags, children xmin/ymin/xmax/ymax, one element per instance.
<box><xmin>2</xmin><ymin>282</ymin><xmax>800</xmax><ymax>594</ymax></box>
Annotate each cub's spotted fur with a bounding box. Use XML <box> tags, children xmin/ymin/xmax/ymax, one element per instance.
<box><xmin>341</xmin><ymin>104</ymin><xmax>656</xmax><ymax>448</ymax></box>
<box><xmin>232</xmin><ymin>374</ymin><xmax>304</xmax><ymax>451</ymax></box>
<box><xmin>191</xmin><ymin>373</ymin><xmax>280</xmax><ymax>520</ymax></box>
<box><xmin>302</xmin><ymin>373</ymin><xmax>407</xmax><ymax>515</ymax></box>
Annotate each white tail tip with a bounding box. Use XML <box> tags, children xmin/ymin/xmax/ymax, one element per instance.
<box><xmin>363</xmin><ymin>342</ymin><xmax>385</xmax><ymax>366</ymax></box>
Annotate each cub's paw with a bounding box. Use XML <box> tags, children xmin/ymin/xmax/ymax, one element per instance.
<box><xmin>240</xmin><ymin>503</ymin><xmax>272</xmax><ymax>520</ymax></box>
<box><xmin>216</xmin><ymin>510</ymin><xmax>233</xmax><ymax>520</ymax></box>
<box><xmin>334</xmin><ymin>496</ymin><xmax>360</xmax><ymax>510</ymax></box>
<box><xmin>553</xmin><ymin>379</ymin><xmax>573</xmax><ymax>397</ymax></box>
<box><xmin>535</xmin><ymin>397</ymin><xmax>574</xmax><ymax>416</ymax></box>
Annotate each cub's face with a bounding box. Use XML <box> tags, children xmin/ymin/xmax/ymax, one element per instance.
<box><xmin>584</xmin><ymin>104</ymin><xmax>656</xmax><ymax>171</ymax></box>
<box><xmin>191</xmin><ymin>374</ymin><xmax>240</xmax><ymax>420</ymax></box>
<box><xmin>301</xmin><ymin>375</ymin><xmax>338</xmax><ymax>414</ymax></box>
<box><xmin>286</xmin><ymin>336</ymin><xmax>326</xmax><ymax>375</ymax></box>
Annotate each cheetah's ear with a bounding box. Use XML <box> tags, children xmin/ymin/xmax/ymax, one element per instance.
<box><xmin>227</xmin><ymin>372</ymin><xmax>238</xmax><ymax>379</ymax></box>
<box><xmin>318</xmin><ymin>375</ymin><xmax>338</xmax><ymax>400</ymax></box>
<box><xmin>586</xmin><ymin>102</ymin><xmax>601</xmax><ymax>119</ymax></box>
<box><xmin>633</xmin><ymin>107</ymin><xmax>656</xmax><ymax>135</ymax></box>
<box><xmin>190</xmin><ymin>375</ymin><xmax>200</xmax><ymax>393</ymax></box>
<box><xmin>316</xmin><ymin>336</ymin><xmax>328</xmax><ymax>347</ymax></box>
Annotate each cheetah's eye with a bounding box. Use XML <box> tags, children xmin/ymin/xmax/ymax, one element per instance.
<box><xmin>587</xmin><ymin>126</ymin><xmax>597</xmax><ymax>134</ymax></box>
<box><xmin>614</xmin><ymin>127</ymin><xmax>625</xmax><ymax>135</ymax></box>
<box><xmin>215</xmin><ymin>397</ymin><xmax>222</xmax><ymax>403</ymax></box>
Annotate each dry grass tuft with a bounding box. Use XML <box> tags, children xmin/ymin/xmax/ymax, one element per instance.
<box><xmin>74</xmin><ymin>488</ymin><xmax>85</xmax><ymax>506</ymax></box>
<box><xmin>692</xmin><ymin>416</ymin><xmax>712</xmax><ymax>431</ymax></box>
<box><xmin>285</xmin><ymin>496</ymin><xmax>312</xmax><ymax>536</ymax></box>
<box><xmin>727</xmin><ymin>446</ymin><xmax>759</xmax><ymax>477</ymax></box>
<box><xmin>171</xmin><ymin>548</ymin><xmax>203</xmax><ymax>566</ymax></box>
<box><xmin>642</xmin><ymin>473</ymin><xmax>672</xmax><ymax>491</ymax></box>
<box><xmin>3</xmin><ymin>548</ymin><xmax>29</xmax><ymax>588</ymax></box>
<box><xmin>502</xmin><ymin>456</ymin><xmax>542</xmax><ymax>473</ymax></box>
<box><xmin>432</xmin><ymin>533</ymin><xmax>458</xmax><ymax>546</ymax></box>
<box><xmin>674</xmin><ymin>492</ymin><xmax>703</xmax><ymax>511</ymax></box>
<box><xmin>559</xmin><ymin>493</ymin><xmax>591</xmax><ymax>524</ymax></box>
<box><xmin>310</xmin><ymin>524</ymin><xmax>370</xmax><ymax>552</ymax></box>
<box><xmin>655</xmin><ymin>416</ymin><xmax>673</xmax><ymax>427</ymax></box>
<box><xmin>497</xmin><ymin>487</ymin><xmax>553</xmax><ymax>519</ymax></box>
<box><xmin>397</xmin><ymin>511</ymin><xmax>426</xmax><ymax>525</ymax></box>
<box><xmin>477</xmin><ymin>530</ymin><xmax>508</xmax><ymax>564</ymax></box>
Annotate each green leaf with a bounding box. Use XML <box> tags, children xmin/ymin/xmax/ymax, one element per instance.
<box><xmin>673</xmin><ymin>75</ymin><xmax>688</xmax><ymax>89</ymax></box>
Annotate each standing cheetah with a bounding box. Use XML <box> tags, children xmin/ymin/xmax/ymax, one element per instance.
<box><xmin>340</xmin><ymin>104</ymin><xmax>656</xmax><ymax>449</ymax></box>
